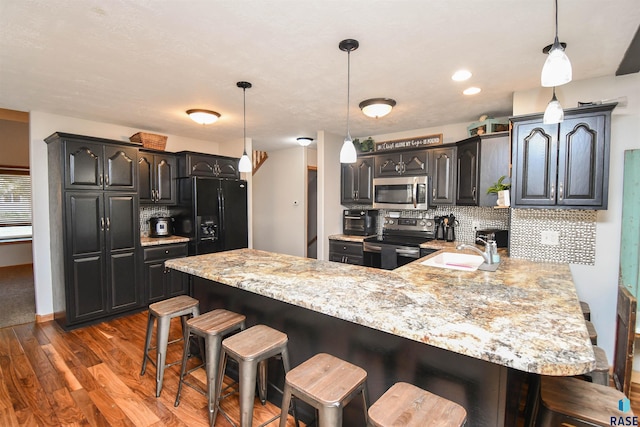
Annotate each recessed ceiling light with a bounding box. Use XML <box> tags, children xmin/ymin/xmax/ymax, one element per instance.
<box><xmin>463</xmin><ymin>87</ymin><xmax>481</xmax><ymax>95</ymax></box>
<box><xmin>452</xmin><ymin>70</ymin><xmax>472</xmax><ymax>81</ymax></box>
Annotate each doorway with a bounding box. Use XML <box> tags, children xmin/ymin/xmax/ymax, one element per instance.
<box><xmin>307</xmin><ymin>166</ymin><xmax>318</xmax><ymax>258</ymax></box>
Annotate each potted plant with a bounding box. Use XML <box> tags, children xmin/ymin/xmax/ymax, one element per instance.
<box><xmin>486</xmin><ymin>175</ymin><xmax>511</xmax><ymax>207</ymax></box>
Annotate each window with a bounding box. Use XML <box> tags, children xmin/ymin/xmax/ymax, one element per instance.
<box><xmin>0</xmin><ymin>166</ymin><xmax>32</xmax><ymax>241</ymax></box>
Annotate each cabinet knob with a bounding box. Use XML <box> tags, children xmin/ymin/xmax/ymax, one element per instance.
<box><xmin>165</xmin><ymin>250</ymin><xmax>169</xmax><ymax>254</ymax></box>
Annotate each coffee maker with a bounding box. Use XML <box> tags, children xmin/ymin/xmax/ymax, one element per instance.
<box><xmin>435</xmin><ymin>214</ymin><xmax>458</xmax><ymax>242</ymax></box>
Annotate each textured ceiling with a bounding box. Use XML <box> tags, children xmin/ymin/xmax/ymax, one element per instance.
<box><xmin>1</xmin><ymin>0</ymin><xmax>639</xmax><ymax>152</ymax></box>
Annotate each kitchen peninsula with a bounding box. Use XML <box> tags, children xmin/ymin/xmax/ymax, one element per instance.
<box><xmin>166</xmin><ymin>248</ymin><xmax>594</xmax><ymax>426</ymax></box>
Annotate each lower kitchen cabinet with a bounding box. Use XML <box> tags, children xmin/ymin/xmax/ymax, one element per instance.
<box><xmin>143</xmin><ymin>243</ymin><xmax>189</xmax><ymax>303</ymax></box>
<box><xmin>329</xmin><ymin>240</ymin><xmax>363</xmax><ymax>265</ymax></box>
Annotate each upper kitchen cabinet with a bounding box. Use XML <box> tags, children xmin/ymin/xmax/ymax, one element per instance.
<box><xmin>429</xmin><ymin>146</ymin><xmax>456</xmax><ymax>205</ymax></box>
<box><xmin>177</xmin><ymin>152</ymin><xmax>240</xmax><ymax>179</ymax></box>
<box><xmin>374</xmin><ymin>150</ymin><xmax>428</xmax><ymax>177</ymax></box>
<box><xmin>138</xmin><ymin>151</ymin><xmax>177</xmax><ymax>205</ymax></box>
<box><xmin>62</xmin><ymin>137</ymin><xmax>138</xmax><ymax>191</ymax></box>
<box><xmin>456</xmin><ymin>132</ymin><xmax>510</xmax><ymax>206</ymax></box>
<box><xmin>511</xmin><ymin>103</ymin><xmax>615</xmax><ymax>209</ymax></box>
<box><xmin>341</xmin><ymin>155</ymin><xmax>374</xmax><ymax>205</ymax></box>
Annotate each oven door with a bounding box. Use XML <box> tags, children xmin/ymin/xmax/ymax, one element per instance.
<box><xmin>363</xmin><ymin>242</ymin><xmax>421</xmax><ymax>270</ymax></box>
<box><xmin>373</xmin><ymin>176</ymin><xmax>429</xmax><ymax>210</ymax></box>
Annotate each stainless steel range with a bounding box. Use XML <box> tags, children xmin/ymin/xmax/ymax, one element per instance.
<box><xmin>363</xmin><ymin>216</ymin><xmax>437</xmax><ymax>270</ymax></box>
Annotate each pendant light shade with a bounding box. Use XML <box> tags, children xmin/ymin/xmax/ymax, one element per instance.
<box><xmin>339</xmin><ymin>39</ymin><xmax>359</xmax><ymax>164</ymax></box>
<box><xmin>541</xmin><ymin>0</ymin><xmax>572</xmax><ymax>87</ymax></box>
<box><xmin>237</xmin><ymin>81</ymin><xmax>252</xmax><ymax>173</ymax></box>
<box><xmin>543</xmin><ymin>87</ymin><xmax>564</xmax><ymax>124</ymax></box>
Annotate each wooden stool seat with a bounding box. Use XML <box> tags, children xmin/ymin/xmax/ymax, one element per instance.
<box><xmin>586</xmin><ymin>346</ymin><xmax>610</xmax><ymax>386</ymax></box>
<box><xmin>585</xmin><ymin>320</ymin><xmax>597</xmax><ymax>345</ymax></box>
<box><xmin>538</xmin><ymin>376</ymin><xmax>628</xmax><ymax>426</ymax></box>
<box><xmin>369</xmin><ymin>382</ymin><xmax>467</xmax><ymax>427</ymax></box>
<box><xmin>279</xmin><ymin>353</ymin><xmax>368</xmax><ymax>427</ymax></box>
<box><xmin>215</xmin><ymin>325</ymin><xmax>292</xmax><ymax>427</ymax></box>
<box><xmin>174</xmin><ymin>309</ymin><xmax>246</xmax><ymax>426</ymax></box>
<box><xmin>141</xmin><ymin>295</ymin><xmax>200</xmax><ymax>397</ymax></box>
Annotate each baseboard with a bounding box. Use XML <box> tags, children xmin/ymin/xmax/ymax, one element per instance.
<box><xmin>36</xmin><ymin>313</ymin><xmax>54</xmax><ymax>323</ymax></box>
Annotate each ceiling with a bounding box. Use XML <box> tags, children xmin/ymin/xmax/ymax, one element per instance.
<box><xmin>1</xmin><ymin>0</ymin><xmax>639</xmax><ymax>153</ymax></box>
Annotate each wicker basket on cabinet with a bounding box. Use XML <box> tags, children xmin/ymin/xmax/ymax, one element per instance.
<box><xmin>129</xmin><ymin>132</ymin><xmax>167</xmax><ymax>151</ymax></box>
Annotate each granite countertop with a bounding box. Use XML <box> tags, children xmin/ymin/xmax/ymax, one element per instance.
<box><xmin>140</xmin><ymin>235</ymin><xmax>191</xmax><ymax>247</ymax></box>
<box><xmin>328</xmin><ymin>234</ymin><xmax>372</xmax><ymax>242</ymax></box>
<box><xmin>165</xmin><ymin>248</ymin><xmax>594</xmax><ymax>376</ymax></box>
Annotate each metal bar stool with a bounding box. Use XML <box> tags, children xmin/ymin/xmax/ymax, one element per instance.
<box><xmin>140</xmin><ymin>295</ymin><xmax>200</xmax><ymax>397</ymax></box>
<box><xmin>369</xmin><ymin>382</ymin><xmax>467</xmax><ymax>427</ymax></box>
<box><xmin>279</xmin><ymin>352</ymin><xmax>368</xmax><ymax>427</ymax></box>
<box><xmin>214</xmin><ymin>324</ymin><xmax>292</xmax><ymax>427</ymax></box>
<box><xmin>174</xmin><ymin>309</ymin><xmax>246</xmax><ymax>426</ymax></box>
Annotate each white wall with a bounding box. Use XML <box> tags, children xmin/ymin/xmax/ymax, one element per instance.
<box><xmin>252</xmin><ymin>146</ymin><xmax>307</xmax><ymax>256</ymax></box>
<box><xmin>29</xmin><ymin>111</ymin><xmax>227</xmax><ymax>317</ymax></box>
<box><xmin>513</xmin><ymin>73</ymin><xmax>640</xmax><ymax>361</ymax></box>
<box><xmin>0</xmin><ymin>242</ymin><xmax>32</xmax><ymax>267</ymax></box>
<box><xmin>361</xmin><ymin>121</ymin><xmax>479</xmax><ymax>148</ymax></box>
<box><xmin>317</xmin><ymin>131</ymin><xmax>344</xmax><ymax>261</ymax></box>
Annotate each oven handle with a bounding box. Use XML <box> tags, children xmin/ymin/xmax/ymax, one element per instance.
<box><xmin>344</xmin><ymin>216</ymin><xmax>364</xmax><ymax>220</ymax></box>
<box><xmin>396</xmin><ymin>247</ymin><xmax>420</xmax><ymax>257</ymax></box>
<box><xmin>363</xmin><ymin>243</ymin><xmax>382</xmax><ymax>252</ymax></box>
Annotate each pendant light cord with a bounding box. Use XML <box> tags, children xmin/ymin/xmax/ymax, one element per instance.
<box><xmin>243</xmin><ymin>87</ymin><xmax>247</xmax><ymax>154</ymax></box>
<box><xmin>346</xmin><ymin>50</ymin><xmax>351</xmax><ymax>138</ymax></box>
<box><xmin>553</xmin><ymin>0</ymin><xmax>560</xmax><ymax>44</ymax></box>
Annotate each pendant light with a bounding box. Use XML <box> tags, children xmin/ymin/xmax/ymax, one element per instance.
<box><xmin>237</xmin><ymin>81</ymin><xmax>252</xmax><ymax>173</ymax></box>
<box><xmin>543</xmin><ymin>87</ymin><xmax>564</xmax><ymax>124</ymax></box>
<box><xmin>541</xmin><ymin>0</ymin><xmax>572</xmax><ymax>87</ymax></box>
<box><xmin>339</xmin><ymin>39</ymin><xmax>359</xmax><ymax>164</ymax></box>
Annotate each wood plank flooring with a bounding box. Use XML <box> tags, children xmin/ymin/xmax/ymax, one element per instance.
<box><xmin>0</xmin><ymin>311</ymin><xmax>300</xmax><ymax>426</ymax></box>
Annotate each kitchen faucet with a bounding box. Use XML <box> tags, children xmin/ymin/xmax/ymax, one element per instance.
<box><xmin>456</xmin><ymin>235</ymin><xmax>497</xmax><ymax>265</ymax></box>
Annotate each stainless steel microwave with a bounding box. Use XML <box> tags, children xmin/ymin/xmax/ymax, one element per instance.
<box><xmin>372</xmin><ymin>176</ymin><xmax>430</xmax><ymax>210</ymax></box>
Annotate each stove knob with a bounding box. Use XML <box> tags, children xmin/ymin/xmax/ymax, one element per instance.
<box><xmin>425</xmin><ymin>220</ymin><xmax>433</xmax><ymax>227</ymax></box>
<box><xmin>388</xmin><ymin>219</ymin><xmax>394</xmax><ymax>225</ymax></box>
<box><xmin>419</xmin><ymin>220</ymin><xmax>426</xmax><ymax>226</ymax></box>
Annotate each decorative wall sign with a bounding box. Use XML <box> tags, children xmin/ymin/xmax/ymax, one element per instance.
<box><xmin>374</xmin><ymin>134</ymin><xmax>443</xmax><ymax>152</ymax></box>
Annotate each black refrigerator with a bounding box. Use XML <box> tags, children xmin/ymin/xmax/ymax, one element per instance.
<box><xmin>174</xmin><ymin>177</ymin><xmax>248</xmax><ymax>255</ymax></box>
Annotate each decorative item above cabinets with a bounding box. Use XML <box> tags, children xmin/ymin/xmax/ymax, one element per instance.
<box><xmin>510</xmin><ymin>103</ymin><xmax>616</xmax><ymax>209</ymax></box>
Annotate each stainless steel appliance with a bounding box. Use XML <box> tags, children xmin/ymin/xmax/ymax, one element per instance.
<box><xmin>372</xmin><ymin>176</ymin><xmax>430</xmax><ymax>210</ymax></box>
<box><xmin>476</xmin><ymin>228</ymin><xmax>509</xmax><ymax>248</ymax></box>
<box><xmin>343</xmin><ymin>209</ymin><xmax>378</xmax><ymax>236</ymax></box>
<box><xmin>363</xmin><ymin>216</ymin><xmax>437</xmax><ymax>270</ymax></box>
<box><xmin>174</xmin><ymin>177</ymin><xmax>248</xmax><ymax>255</ymax></box>
<box><xmin>149</xmin><ymin>217</ymin><xmax>173</xmax><ymax>237</ymax></box>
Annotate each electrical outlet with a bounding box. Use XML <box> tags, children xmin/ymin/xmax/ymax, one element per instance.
<box><xmin>540</xmin><ymin>230</ymin><xmax>559</xmax><ymax>245</ymax></box>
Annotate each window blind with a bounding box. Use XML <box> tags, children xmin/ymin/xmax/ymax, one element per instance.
<box><xmin>0</xmin><ymin>167</ymin><xmax>32</xmax><ymax>226</ymax></box>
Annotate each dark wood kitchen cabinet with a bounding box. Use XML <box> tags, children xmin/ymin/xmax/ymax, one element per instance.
<box><xmin>64</xmin><ymin>139</ymin><xmax>137</xmax><ymax>191</ymax></box>
<box><xmin>138</xmin><ymin>151</ymin><xmax>177</xmax><ymax>204</ymax></box>
<box><xmin>329</xmin><ymin>240</ymin><xmax>363</xmax><ymax>265</ymax></box>
<box><xmin>456</xmin><ymin>132</ymin><xmax>510</xmax><ymax>206</ymax></box>
<box><xmin>46</xmin><ymin>132</ymin><xmax>142</xmax><ymax>329</ymax></box>
<box><xmin>511</xmin><ymin>103</ymin><xmax>615</xmax><ymax>209</ymax></box>
<box><xmin>374</xmin><ymin>150</ymin><xmax>428</xmax><ymax>177</ymax></box>
<box><xmin>429</xmin><ymin>146</ymin><xmax>456</xmax><ymax>205</ymax></box>
<box><xmin>341</xmin><ymin>155</ymin><xmax>374</xmax><ymax>204</ymax></box>
<box><xmin>177</xmin><ymin>152</ymin><xmax>240</xmax><ymax>178</ymax></box>
<box><xmin>143</xmin><ymin>243</ymin><xmax>189</xmax><ymax>303</ymax></box>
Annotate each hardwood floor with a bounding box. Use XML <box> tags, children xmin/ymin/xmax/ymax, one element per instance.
<box><xmin>0</xmin><ymin>311</ymin><xmax>300</xmax><ymax>426</ymax></box>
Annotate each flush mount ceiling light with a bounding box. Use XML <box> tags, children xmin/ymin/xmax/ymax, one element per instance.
<box><xmin>186</xmin><ymin>109</ymin><xmax>221</xmax><ymax>125</ymax></box>
<box><xmin>543</xmin><ymin>87</ymin><xmax>564</xmax><ymax>124</ymax></box>
<box><xmin>359</xmin><ymin>98</ymin><xmax>396</xmax><ymax>118</ymax></box>
<box><xmin>541</xmin><ymin>0</ymin><xmax>572</xmax><ymax>87</ymax></box>
<box><xmin>237</xmin><ymin>81</ymin><xmax>252</xmax><ymax>173</ymax></box>
<box><xmin>297</xmin><ymin>137</ymin><xmax>313</xmax><ymax>146</ymax></box>
<box><xmin>463</xmin><ymin>87</ymin><xmax>481</xmax><ymax>95</ymax></box>
<box><xmin>339</xmin><ymin>38</ymin><xmax>359</xmax><ymax>164</ymax></box>
<box><xmin>451</xmin><ymin>70</ymin><xmax>472</xmax><ymax>82</ymax></box>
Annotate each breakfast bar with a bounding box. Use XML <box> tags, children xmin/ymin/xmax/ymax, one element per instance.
<box><xmin>165</xmin><ymin>248</ymin><xmax>595</xmax><ymax>426</ymax></box>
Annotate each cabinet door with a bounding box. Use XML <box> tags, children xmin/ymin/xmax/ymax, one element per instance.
<box><xmin>402</xmin><ymin>150</ymin><xmax>428</xmax><ymax>176</ymax></box>
<box><xmin>355</xmin><ymin>157</ymin><xmax>374</xmax><ymax>203</ymax></box>
<box><xmin>105</xmin><ymin>194</ymin><xmax>140</xmax><ymax>311</ymax></box>
<box><xmin>65</xmin><ymin>141</ymin><xmax>103</xmax><ymax>190</ymax></box>
<box><xmin>168</xmin><ymin>269</ymin><xmax>189</xmax><ymax>297</ymax></box>
<box><xmin>104</xmin><ymin>145</ymin><xmax>137</xmax><ymax>191</ymax></box>
<box><xmin>155</xmin><ymin>154</ymin><xmax>177</xmax><ymax>204</ymax></box>
<box><xmin>456</xmin><ymin>141</ymin><xmax>479</xmax><ymax>205</ymax></box>
<box><xmin>216</xmin><ymin>158</ymin><xmax>240</xmax><ymax>178</ymax></box>
<box><xmin>375</xmin><ymin>153</ymin><xmax>402</xmax><ymax>177</ymax></box>
<box><xmin>186</xmin><ymin>154</ymin><xmax>216</xmax><ymax>176</ymax></box>
<box><xmin>557</xmin><ymin>114</ymin><xmax>606</xmax><ymax>207</ymax></box>
<box><xmin>429</xmin><ymin>147</ymin><xmax>456</xmax><ymax>205</ymax></box>
<box><xmin>145</xmin><ymin>261</ymin><xmax>167</xmax><ymax>303</ymax></box>
<box><xmin>138</xmin><ymin>154</ymin><xmax>154</xmax><ymax>202</ymax></box>
<box><xmin>513</xmin><ymin>122</ymin><xmax>557</xmax><ymax>206</ymax></box>
<box><xmin>65</xmin><ymin>192</ymin><xmax>108</xmax><ymax>322</ymax></box>
<box><xmin>341</xmin><ymin>163</ymin><xmax>357</xmax><ymax>204</ymax></box>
